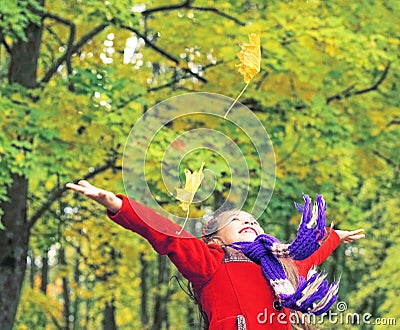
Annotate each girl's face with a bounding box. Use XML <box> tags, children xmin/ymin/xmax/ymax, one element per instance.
<box><xmin>216</xmin><ymin>210</ymin><xmax>264</xmax><ymax>244</ymax></box>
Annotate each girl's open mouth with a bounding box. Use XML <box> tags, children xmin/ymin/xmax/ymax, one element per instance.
<box><xmin>239</xmin><ymin>227</ymin><xmax>257</xmax><ymax>235</ymax></box>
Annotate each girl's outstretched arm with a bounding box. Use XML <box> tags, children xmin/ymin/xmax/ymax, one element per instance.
<box><xmin>335</xmin><ymin>229</ymin><xmax>365</xmax><ymax>244</ymax></box>
<box><xmin>65</xmin><ymin>181</ymin><xmax>224</xmax><ymax>287</ymax></box>
<box><xmin>295</xmin><ymin>227</ymin><xmax>365</xmax><ymax>277</ymax></box>
<box><xmin>66</xmin><ymin>180</ymin><xmax>122</xmax><ymax>213</ymax></box>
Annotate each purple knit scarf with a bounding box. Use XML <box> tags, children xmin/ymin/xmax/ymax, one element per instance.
<box><xmin>233</xmin><ymin>194</ymin><xmax>339</xmax><ymax>315</ymax></box>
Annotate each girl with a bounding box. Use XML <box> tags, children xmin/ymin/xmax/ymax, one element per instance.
<box><xmin>66</xmin><ymin>180</ymin><xmax>364</xmax><ymax>329</ymax></box>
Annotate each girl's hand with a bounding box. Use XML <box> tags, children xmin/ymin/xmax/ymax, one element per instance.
<box><xmin>335</xmin><ymin>229</ymin><xmax>365</xmax><ymax>244</ymax></box>
<box><xmin>65</xmin><ymin>180</ymin><xmax>122</xmax><ymax>214</ymax></box>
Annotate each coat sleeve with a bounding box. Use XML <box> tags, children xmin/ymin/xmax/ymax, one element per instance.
<box><xmin>294</xmin><ymin>228</ymin><xmax>341</xmax><ymax>277</ymax></box>
<box><xmin>106</xmin><ymin>194</ymin><xmax>224</xmax><ymax>287</ymax></box>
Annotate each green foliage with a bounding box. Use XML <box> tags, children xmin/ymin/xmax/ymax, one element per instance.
<box><xmin>14</xmin><ymin>286</ymin><xmax>62</xmax><ymax>330</ymax></box>
<box><xmin>0</xmin><ymin>0</ymin><xmax>43</xmax><ymax>42</ymax></box>
<box><xmin>1</xmin><ymin>0</ymin><xmax>398</xmax><ymax>329</ymax></box>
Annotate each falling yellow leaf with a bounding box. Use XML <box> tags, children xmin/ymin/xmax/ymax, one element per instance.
<box><xmin>175</xmin><ymin>162</ymin><xmax>205</xmax><ymax>235</ymax></box>
<box><xmin>176</xmin><ymin>162</ymin><xmax>205</xmax><ymax>211</ymax></box>
<box><xmin>224</xmin><ymin>33</ymin><xmax>261</xmax><ymax>118</ymax></box>
<box><xmin>236</xmin><ymin>33</ymin><xmax>261</xmax><ymax>83</ymax></box>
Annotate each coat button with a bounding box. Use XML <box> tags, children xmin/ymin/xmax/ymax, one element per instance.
<box><xmin>273</xmin><ymin>300</ymin><xmax>283</xmax><ymax>311</ymax></box>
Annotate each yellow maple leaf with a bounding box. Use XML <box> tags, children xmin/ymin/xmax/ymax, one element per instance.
<box><xmin>224</xmin><ymin>33</ymin><xmax>261</xmax><ymax>118</ymax></box>
<box><xmin>176</xmin><ymin>162</ymin><xmax>205</xmax><ymax>211</ymax></box>
<box><xmin>175</xmin><ymin>162</ymin><xmax>205</xmax><ymax>235</ymax></box>
<box><xmin>236</xmin><ymin>33</ymin><xmax>261</xmax><ymax>83</ymax></box>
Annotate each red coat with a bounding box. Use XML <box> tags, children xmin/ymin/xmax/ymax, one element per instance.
<box><xmin>108</xmin><ymin>195</ymin><xmax>341</xmax><ymax>330</ymax></box>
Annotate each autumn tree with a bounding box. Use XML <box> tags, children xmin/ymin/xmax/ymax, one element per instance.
<box><xmin>1</xmin><ymin>0</ymin><xmax>398</xmax><ymax>329</ymax></box>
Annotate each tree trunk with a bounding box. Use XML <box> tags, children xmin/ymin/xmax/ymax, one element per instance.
<box><xmin>152</xmin><ymin>255</ymin><xmax>170</xmax><ymax>330</ymax></box>
<box><xmin>60</xmin><ymin>247</ymin><xmax>71</xmax><ymax>330</ymax></box>
<box><xmin>8</xmin><ymin>19</ymin><xmax>43</xmax><ymax>88</ymax></box>
<box><xmin>186</xmin><ymin>301</ymin><xmax>196</xmax><ymax>329</ymax></box>
<box><xmin>62</xmin><ymin>277</ymin><xmax>71</xmax><ymax>330</ymax></box>
<box><xmin>38</xmin><ymin>250</ymin><xmax>50</xmax><ymax>329</ymax></box>
<box><xmin>29</xmin><ymin>249</ymin><xmax>36</xmax><ymax>289</ymax></box>
<box><xmin>139</xmin><ymin>252</ymin><xmax>149</xmax><ymax>327</ymax></box>
<box><xmin>84</xmin><ymin>293</ymin><xmax>94</xmax><ymax>329</ymax></box>
<box><xmin>102</xmin><ymin>300</ymin><xmax>117</xmax><ymax>330</ymax></box>
<box><xmin>0</xmin><ymin>174</ymin><xmax>30</xmax><ymax>330</ymax></box>
<box><xmin>72</xmin><ymin>250</ymin><xmax>81</xmax><ymax>330</ymax></box>
<box><xmin>40</xmin><ymin>251</ymin><xmax>49</xmax><ymax>294</ymax></box>
<box><xmin>0</xmin><ymin>2</ymin><xmax>44</xmax><ymax>329</ymax></box>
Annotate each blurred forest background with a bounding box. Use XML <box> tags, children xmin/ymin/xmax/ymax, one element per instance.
<box><xmin>0</xmin><ymin>0</ymin><xmax>399</xmax><ymax>329</ymax></box>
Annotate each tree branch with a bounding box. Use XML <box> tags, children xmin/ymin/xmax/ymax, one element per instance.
<box><xmin>44</xmin><ymin>25</ymin><xmax>65</xmax><ymax>48</ymax></box>
<box><xmin>202</xmin><ymin>59</ymin><xmax>225</xmax><ymax>70</ymax></box>
<box><xmin>41</xmin><ymin>10</ymin><xmax>75</xmax><ymax>26</ymax></box>
<box><xmin>353</xmin><ymin>62</ymin><xmax>391</xmax><ymax>96</ymax></box>
<box><xmin>276</xmin><ymin>135</ymin><xmax>302</xmax><ymax>166</ymax></box>
<box><xmin>142</xmin><ymin>0</ymin><xmax>245</xmax><ymax>26</ymax></box>
<box><xmin>74</xmin><ymin>22</ymin><xmax>110</xmax><ymax>52</ymax></box>
<box><xmin>289</xmin><ymin>63</ymin><xmax>391</xmax><ymax>111</ymax></box>
<box><xmin>255</xmin><ymin>71</ymin><xmax>269</xmax><ymax>90</ymax></box>
<box><xmin>36</xmin><ymin>1</ymin><xmax>241</xmax><ymax>85</ymax></box>
<box><xmin>120</xmin><ymin>24</ymin><xmax>207</xmax><ymax>83</ymax></box>
<box><xmin>115</xmin><ymin>60</ymin><xmax>224</xmax><ymax>110</ymax></box>
<box><xmin>40</xmin><ymin>22</ymin><xmax>110</xmax><ymax>84</ymax></box>
<box><xmin>190</xmin><ymin>5</ymin><xmax>245</xmax><ymax>26</ymax></box>
<box><xmin>28</xmin><ymin>157</ymin><xmax>119</xmax><ymax>229</ymax></box>
<box><xmin>121</xmin><ymin>25</ymin><xmax>178</xmax><ymax>65</ymax></box>
<box><xmin>30</xmin><ymin>8</ymin><xmax>77</xmax><ymax>78</ymax></box>
<box><xmin>181</xmin><ymin>68</ymin><xmax>207</xmax><ymax>83</ymax></box>
<box><xmin>326</xmin><ymin>84</ymin><xmax>356</xmax><ymax>104</ymax></box>
<box><xmin>115</xmin><ymin>80</ymin><xmax>187</xmax><ymax>111</ymax></box>
<box><xmin>386</xmin><ymin>119</ymin><xmax>400</xmax><ymax>127</ymax></box>
<box><xmin>372</xmin><ymin>150</ymin><xmax>397</xmax><ymax>168</ymax></box>
<box><xmin>142</xmin><ymin>0</ymin><xmax>191</xmax><ymax>16</ymax></box>
<box><xmin>326</xmin><ymin>62</ymin><xmax>391</xmax><ymax>104</ymax></box>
